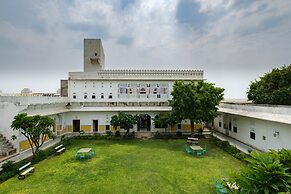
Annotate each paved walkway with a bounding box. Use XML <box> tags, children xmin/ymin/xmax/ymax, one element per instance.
<box><xmin>213</xmin><ymin>131</ymin><xmax>262</xmax><ymax>154</ymax></box>
<box><xmin>0</xmin><ymin>137</ymin><xmax>61</xmax><ymax>168</ymax></box>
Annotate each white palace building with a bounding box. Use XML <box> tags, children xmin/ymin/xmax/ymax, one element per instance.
<box><xmin>0</xmin><ymin>39</ymin><xmax>290</xmax><ymax>158</ymax></box>
<box><xmin>0</xmin><ymin>39</ymin><xmax>204</xmax><ymax>154</ymax></box>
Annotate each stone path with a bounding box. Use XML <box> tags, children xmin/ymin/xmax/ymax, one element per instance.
<box><xmin>213</xmin><ymin>131</ymin><xmax>262</xmax><ymax>154</ymax></box>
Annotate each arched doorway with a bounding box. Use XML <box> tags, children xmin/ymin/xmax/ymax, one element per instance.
<box><xmin>138</xmin><ymin>114</ymin><xmax>151</xmax><ymax>131</ymax></box>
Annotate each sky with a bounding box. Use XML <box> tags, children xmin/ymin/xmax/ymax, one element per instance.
<box><xmin>0</xmin><ymin>0</ymin><xmax>290</xmax><ymax>98</ymax></box>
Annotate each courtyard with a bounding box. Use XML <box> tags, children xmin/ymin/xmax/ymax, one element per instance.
<box><xmin>0</xmin><ymin>139</ymin><xmax>244</xmax><ymax>194</ymax></box>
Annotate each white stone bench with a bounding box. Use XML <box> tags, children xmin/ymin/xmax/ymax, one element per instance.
<box><xmin>187</xmin><ymin>137</ymin><xmax>199</xmax><ymax>145</ymax></box>
<box><xmin>55</xmin><ymin>144</ymin><xmax>64</xmax><ymax>150</ymax></box>
<box><xmin>18</xmin><ymin>162</ymin><xmax>35</xmax><ymax>180</ymax></box>
<box><xmin>56</xmin><ymin>147</ymin><xmax>66</xmax><ymax>154</ymax></box>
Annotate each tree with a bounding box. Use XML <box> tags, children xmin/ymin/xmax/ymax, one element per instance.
<box><xmin>110</xmin><ymin>112</ymin><xmax>138</xmax><ymax>133</ymax></box>
<box><xmin>247</xmin><ymin>65</ymin><xmax>291</xmax><ymax>105</ymax></box>
<box><xmin>110</xmin><ymin>115</ymin><xmax>120</xmax><ymax>131</ymax></box>
<box><xmin>11</xmin><ymin>113</ymin><xmax>55</xmax><ymax>156</ymax></box>
<box><xmin>170</xmin><ymin>80</ymin><xmax>224</xmax><ymax>136</ymax></box>
<box><xmin>153</xmin><ymin>112</ymin><xmax>178</xmax><ymax>133</ymax></box>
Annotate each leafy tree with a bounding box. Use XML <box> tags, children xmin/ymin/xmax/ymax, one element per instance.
<box><xmin>11</xmin><ymin>113</ymin><xmax>55</xmax><ymax>156</ymax></box>
<box><xmin>110</xmin><ymin>112</ymin><xmax>138</xmax><ymax>133</ymax></box>
<box><xmin>247</xmin><ymin>65</ymin><xmax>291</xmax><ymax>105</ymax></box>
<box><xmin>153</xmin><ymin>112</ymin><xmax>178</xmax><ymax>133</ymax></box>
<box><xmin>110</xmin><ymin>115</ymin><xmax>120</xmax><ymax>131</ymax></box>
<box><xmin>170</xmin><ymin>80</ymin><xmax>224</xmax><ymax>136</ymax></box>
<box><xmin>235</xmin><ymin>151</ymin><xmax>291</xmax><ymax>193</ymax></box>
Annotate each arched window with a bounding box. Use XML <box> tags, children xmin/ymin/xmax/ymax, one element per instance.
<box><xmin>140</xmin><ymin>88</ymin><xmax>146</xmax><ymax>94</ymax></box>
<box><xmin>73</xmin><ymin>93</ymin><xmax>76</xmax><ymax>99</ymax></box>
<box><xmin>101</xmin><ymin>93</ymin><xmax>104</xmax><ymax>99</ymax></box>
<box><xmin>92</xmin><ymin>93</ymin><xmax>96</xmax><ymax>99</ymax></box>
<box><xmin>109</xmin><ymin>93</ymin><xmax>112</xmax><ymax>99</ymax></box>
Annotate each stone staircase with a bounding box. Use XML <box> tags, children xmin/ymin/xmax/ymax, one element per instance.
<box><xmin>136</xmin><ymin>131</ymin><xmax>154</xmax><ymax>139</ymax></box>
<box><xmin>0</xmin><ymin>133</ymin><xmax>17</xmax><ymax>157</ymax></box>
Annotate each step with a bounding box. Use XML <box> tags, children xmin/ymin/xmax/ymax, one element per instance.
<box><xmin>1</xmin><ymin>148</ymin><xmax>17</xmax><ymax>156</ymax></box>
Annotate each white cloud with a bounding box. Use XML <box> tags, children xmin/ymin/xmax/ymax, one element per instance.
<box><xmin>0</xmin><ymin>0</ymin><xmax>290</xmax><ymax>98</ymax></box>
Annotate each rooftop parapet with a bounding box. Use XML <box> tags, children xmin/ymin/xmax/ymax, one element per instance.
<box><xmin>69</xmin><ymin>69</ymin><xmax>204</xmax><ymax>80</ymax></box>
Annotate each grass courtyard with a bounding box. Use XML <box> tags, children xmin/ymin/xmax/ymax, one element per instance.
<box><xmin>0</xmin><ymin>139</ymin><xmax>244</xmax><ymax>194</ymax></box>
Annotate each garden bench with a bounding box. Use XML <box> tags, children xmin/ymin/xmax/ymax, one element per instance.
<box><xmin>55</xmin><ymin>144</ymin><xmax>66</xmax><ymax>154</ymax></box>
<box><xmin>187</xmin><ymin>137</ymin><xmax>198</xmax><ymax>145</ymax></box>
<box><xmin>55</xmin><ymin>144</ymin><xmax>63</xmax><ymax>150</ymax></box>
<box><xmin>213</xmin><ymin>179</ymin><xmax>228</xmax><ymax>194</ymax></box>
<box><xmin>184</xmin><ymin>144</ymin><xmax>194</xmax><ymax>155</ymax></box>
<box><xmin>56</xmin><ymin>147</ymin><xmax>66</xmax><ymax>154</ymax></box>
<box><xmin>18</xmin><ymin>162</ymin><xmax>34</xmax><ymax>180</ymax></box>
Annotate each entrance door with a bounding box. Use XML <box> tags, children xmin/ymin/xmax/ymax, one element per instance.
<box><xmin>229</xmin><ymin>122</ymin><xmax>232</xmax><ymax>132</ymax></box>
<box><xmin>138</xmin><ymin>114</ymin><xmax>151</xmax><ymax>131</ymax></box>
<box><xmin>73</xmin><ymin>120</ymin><xmax>80</xmax><ymax>132</ymax></box>
<box><xmin>93</xmin><ymin>120</ymin><xmax>98</xmax><ymax>132</ymax></box>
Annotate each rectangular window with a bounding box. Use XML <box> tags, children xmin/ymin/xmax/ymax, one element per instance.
<box><xmin>250</xmin><ymin>131</ymin><xmax>255</xmax><ymax>140</ymax></box>
<box><xmin>73</xmin><ymin>95</ymin><xmax>76</xmax><ymax>99</ymax></box>
<box><xmin>84</xmin><ymin>95</ymin><xmax>87</xmax><ymax>99</ymax></box>
<box><xmin>157</xmin><ymin>94</ymin><xmax>161</xmax><ymax>98</ymax></box>
<box><xmin>92</xmin><ymin>95</ymin><xmax>96</xmax><ymax>99</ymax></box>
<box><xmin>219</xmin><ymin>122</ymin><xmax>222</xmax><ymax>127</ymax></box>
<box><xmin>177</xmin><ymin>124</ymin><xmax>182</xmax><ymax>130</ymax></box>
<box><xmin>233</xmin><ymin>126</ymin><xmax>237</xmax><ymax>133</ymax></box>
<box><xmin>106</xmin><ymin>125</ymin><xmax>110</xmax><ymax>131</ymax></box>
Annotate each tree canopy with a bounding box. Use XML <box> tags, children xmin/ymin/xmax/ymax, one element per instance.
<box><xmin>11</xmin><ymin>113</ymin><xmax>55</xmax><ymax>156</ymax></box>
<box><xmin>247</xmin><ymin>65</ymin><xmax>291</xmax><ymax>105</ymax></box>
<box><xmin>170</xmin><ymin>80</ymin><xmax>224</xmax><ymax>135</ymax></box>
<box><xmin>153</xmin><ymin>112</ymin><xmax>178</xmax><ymax>133</ymax></box>
<box><xmin>110</xmin><ymin>112</ymin><xmax>138</xmax><ymax>133</ymax></box>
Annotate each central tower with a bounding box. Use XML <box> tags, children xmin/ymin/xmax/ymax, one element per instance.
<box><xmin>84</xmin><ymin>39</ymin><xmax>105</xmax><ymax>72</ymax></box>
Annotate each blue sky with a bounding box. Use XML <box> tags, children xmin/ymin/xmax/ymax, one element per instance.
<box><xmin>0</xmin><ymin>0</ymin><xmax>291</xmax><ymax>98</ymax></box>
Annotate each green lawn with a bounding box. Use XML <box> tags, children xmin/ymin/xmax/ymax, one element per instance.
<box><xmin>0</xmin><ymin>139</ymin><xmax>244</xmax><ymax>194</ymax></box>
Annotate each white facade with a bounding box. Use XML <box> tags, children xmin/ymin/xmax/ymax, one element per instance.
<box><xmin>214</xmin><ymin>102</ymin><xmax>291</xmax><ymax>151</ymax></box>
<box><xmin>56</xmin><ymin>39</ymin><xmax>203</xmax><ymax>134</ymax></box>
<box><xmin>0</xmin><ymin>39</ymin><xmax>204</xmax><ymax>154</ymax></box>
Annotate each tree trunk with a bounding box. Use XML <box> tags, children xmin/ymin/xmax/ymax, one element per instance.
<box><xmin>190</xmin><ymin>120</ymin><xmax>195</xmax><ymax>137</ymax></box>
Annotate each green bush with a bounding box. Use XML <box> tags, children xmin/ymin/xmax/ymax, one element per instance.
<box><xmin>226</xmin><ymin>145</ymin><xmax>241</xmax><ymax>155</ymax></box>
<box><xmin>0</xmin><ymin>172</ymin><xmax>15</xmax><ymax>183</ymax></box>
<box><xmin>234</xmin><ymin>152</ymin><xmax>247</xmax><ymax>161</ymax></box>
<box><xmin>236</xmin><ymin>151</ymin><xmax>291</xmax><ymax>193</ymax></box>
<box><xmin>220</xmin><ymin>141</ymin><xmax>231</xmax><ymax>150</ymax></box>
<box><xmin>1</xmin><ymin>161</ymin><xmax>17</xmax><ymax>174</ymax></box>
<box><xmin>32</xmin><ymin>150</ymin><xmax>48</xmax><ymax>163</ymax></box>
<box><xmin>211</xmin><ymin>137</ymin><xmax>249</xmax><ymax>162</ymax></box>
<box><xmin>61</xmin><ymin>136</ymin><xmax>72</xmax><ymax>146</ymax></box>
<box><xmin>114</xmin><ymin>130</ymin><xmax>121</xmax><ymax>137</ymax></box>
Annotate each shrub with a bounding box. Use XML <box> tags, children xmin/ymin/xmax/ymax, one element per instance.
<box><xmin>234</xmin><ymin>152</ymin><xmax>247</xmax><ymax>161</ymax></box>
<box><xmin>32</xmin><ymin>150</ymin><xmax>47</xmax><ymax>163</ymax></box>
<box><xmin>211</xmin><ymin>137</ymin><xmax>249</xmax><ymax>162</ymax></box>
<box><xmin>106</xmin><ymin>130</ymin><xmax>113</xmax><ymax>136</ymax></box>
<box><xmin>1</xmin><ymin>161</ymin><xmax>17</xmax><ymax>174</ymax></box>
<box><xmin>270</xmin><ymin>149</ymin><xmax>291</xmax><ymax>173</ymax></box>
<box><xmin>220</xmin><ymin>141</ymin><xmax>231</xmax><ymax>150</ymax></box>
<box><xmin>114</xmin><ymin>130</ymin><xmax>121</xmax><ymax>137</ymax></box>
<box><xmin>236</xmin><ymin>151</ymin><xmax>291</xmax><ymax>193</ymax></box>
<box><xmin>176</xmin><ymin>131</ymin><xmax>182</xmax><ymax>136</ymax></box>
<box><xmin>61</xmin><ymin>136</ymin><xmax>72</xmax><ymax>146</ymax></box>
<box><xmin>0</xmin><ymin>172</ymin><xmax>15</xmax><ymax>183</ymax></box>
<box><xmin>226</xmin><ymin>145</ymin><xmax>240</xmax><ymax>155</ymax></box>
